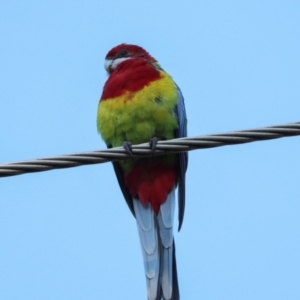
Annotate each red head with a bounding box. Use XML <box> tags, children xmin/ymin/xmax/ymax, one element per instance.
<box><xmin>104</xmin><ymin>44</ymin><xmax>156</xmax><ymax>73</ymax></box>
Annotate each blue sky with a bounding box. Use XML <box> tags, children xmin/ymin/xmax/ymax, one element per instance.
<box><xmin>1</xmin><ymin>1</ymin><xmax>300</xmax><ymax>299</ymax></box>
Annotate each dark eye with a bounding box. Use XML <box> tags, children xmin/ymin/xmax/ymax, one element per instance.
<box><xmin>118</xmin><ymin>50</ymin><xmax>128</xmax><ymax>57</ymax></box>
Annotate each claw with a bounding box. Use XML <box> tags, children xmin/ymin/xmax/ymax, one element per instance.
<box><xmin>123</xmin><ymin>141</ymin><xmax>133</xmax><ymax>157</ymax></box>
<box><xmin>149</xmin><ymin>137</ymin><xmax>160</xmax><ymax>152</ymax></box>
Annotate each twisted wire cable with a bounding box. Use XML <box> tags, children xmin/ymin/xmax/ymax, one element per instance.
<box><xmin>1</xmin><ymin>122</ymin><xmax>299</xmax><ymax>178</ymax></box>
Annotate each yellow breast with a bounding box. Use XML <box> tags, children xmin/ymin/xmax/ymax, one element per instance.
<box><xmin>97</xmin><ymin>72</ymin><xmax>179</xmax><ymax>147</ymax></box>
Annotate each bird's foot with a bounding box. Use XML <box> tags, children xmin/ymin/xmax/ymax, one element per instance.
<box><xmin>123</xmin><ymin>141</ymin><xmax>133</xmax><ymax>157</ymax></box>
<box><xmin>149</xmin><ymin>137</ymin><xmax>160</xmax><ymax>152</ymax></box>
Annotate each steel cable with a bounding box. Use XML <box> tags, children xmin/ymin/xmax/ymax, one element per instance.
<box><xmin>0</xmin><ymin>122</ymin><xmax>299</xmax><ymax>178</ymax></box>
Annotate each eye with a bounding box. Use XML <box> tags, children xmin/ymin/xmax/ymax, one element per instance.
<box><xmin>118</xmin><ymin>50</ymin><xmax>129</xmax><ymax>57</ymax></box>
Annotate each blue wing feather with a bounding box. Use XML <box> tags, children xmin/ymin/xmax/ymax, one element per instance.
<box><xmin>174</xmin><ymin>85</ymin><xmax>188</xmax><ymax>231</ymax></box>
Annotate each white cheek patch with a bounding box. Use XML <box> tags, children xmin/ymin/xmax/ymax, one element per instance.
<box><xmin>105</xmin><ymin>57</ymin><xmax>131</xmax><ymax>72</ymax></box>
<box><xmin>111</xmin><ymin>57</ymin><xmax>131</xmax><ymax>70</ymax></box>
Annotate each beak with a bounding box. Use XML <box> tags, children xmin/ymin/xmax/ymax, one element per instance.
<box><xmin>104</xmin><ymin>59</ymin><xmax>113</xmax><ymax>73</ymax></box>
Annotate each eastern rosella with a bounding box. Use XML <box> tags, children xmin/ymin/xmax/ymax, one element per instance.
<box><xmin>97</xmin><ymin>44</ymin><xmax>188</xmax><ymax>300</ymax></box>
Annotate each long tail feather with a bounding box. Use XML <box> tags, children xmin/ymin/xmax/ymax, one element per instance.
<box><xmin>133</xmin><ymin>199</ymin><xmax>160</xmax><ymax>299</ymax></box>
<box><xmin>157</xmin><ymin>188</ymin><xmax>175</xmax><ymax>299</ymax></box>
<box><xmin>133</xmin><ymin>187</ymin><xmax>179</xmax><ymax>300</ymax></box>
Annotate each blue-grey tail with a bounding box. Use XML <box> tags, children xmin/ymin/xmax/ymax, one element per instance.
<box><xmin>156</xmin><ymin>241</ymin><xmax>179</xmax><ymax>300</ymax></box>
<box><xmin>133</xmin><ymin>187</ymin><xmax>179</xmax><ymax>300</ymax></box>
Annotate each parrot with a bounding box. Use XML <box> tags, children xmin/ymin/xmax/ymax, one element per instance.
<box><xmin>97</xmin><ymin>44</ymin><xmax>188</xmax><ymax>300</ymax></box>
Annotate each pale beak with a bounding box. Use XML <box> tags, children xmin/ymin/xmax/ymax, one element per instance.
<box><xmin>104</xmin><ymin>59</ymin><xmax>113</xmax><ymax>73</ymax></box>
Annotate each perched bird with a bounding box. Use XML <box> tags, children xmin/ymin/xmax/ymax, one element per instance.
<box><xmin>97</xmin><ymin>44</ymin><xmax>188</xmax><ymax>300</ymax></box>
